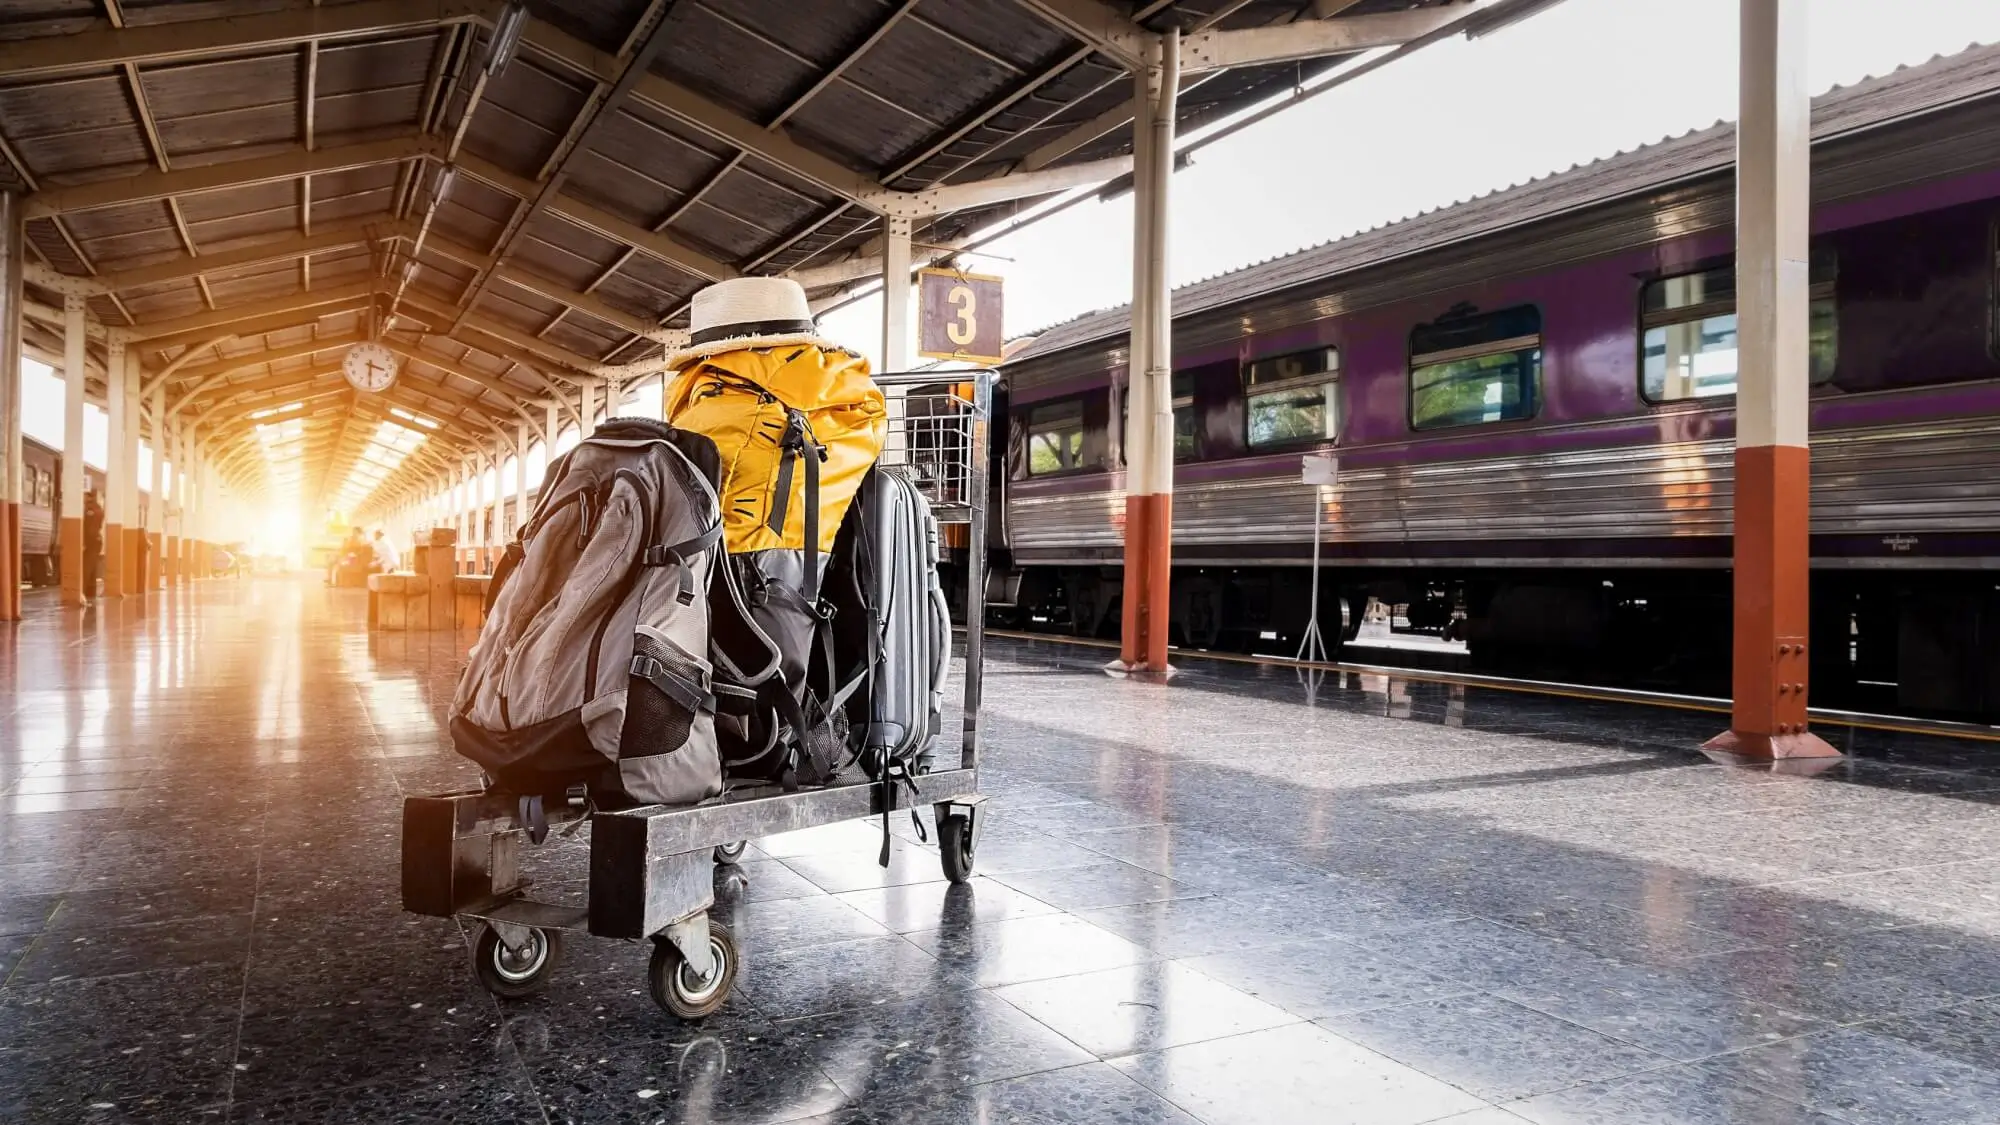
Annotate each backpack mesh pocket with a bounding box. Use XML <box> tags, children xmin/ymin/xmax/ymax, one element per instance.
<box><xmin>620</xmin><ymin>633</ymin><xmax>707</xmax><ymax>758</ymax></box>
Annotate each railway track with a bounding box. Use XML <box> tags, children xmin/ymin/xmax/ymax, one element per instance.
<box><xmin>980</xmin><ymin>628</ymin><xmax>2000</xmax><ymax>746</ymax></box>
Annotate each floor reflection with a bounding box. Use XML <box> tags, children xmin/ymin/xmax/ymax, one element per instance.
<box><xmin>1</xmin><ymin>579</ymin><xmax>1997</xmax><ymax>1124</ymax></box>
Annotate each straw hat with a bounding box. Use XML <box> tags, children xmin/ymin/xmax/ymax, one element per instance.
<box><xmin>666</xmin><ymin>276</ymin><xmax>845</xmax><ymax>369</ymax></box>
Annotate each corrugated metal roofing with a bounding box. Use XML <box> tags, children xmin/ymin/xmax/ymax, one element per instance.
<box><xmin>0</xmin><ymin>0</ymin><xmax>1478</xmax><ymax>513</ymax></box>
<box><xmin>1007</xmin><ymin>39</ymin><xmax>2000</xmax><ymax>366</ymax></box>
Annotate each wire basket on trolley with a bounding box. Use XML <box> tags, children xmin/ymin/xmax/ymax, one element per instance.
<box><xmin>872</xmin><ymin>373</ymin><xmax>987</xmax><ymax>525</ymax></box>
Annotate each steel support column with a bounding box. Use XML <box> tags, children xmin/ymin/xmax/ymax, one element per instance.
<box><xmin>1116</xmin><ymin>29</ymin><xmax>1177</xmax><ymax>678</ymax></box>
<box><xmin>104</xmin><ymin>338</ymin><xmax>127</xmax><ymax>597</ymax></box>
<box><xmin>164</xmin><ymin>424</ymin><xmax>180</xmax><ymax>584</ymax></box>
<box><xmin>881</xmin><ymin>215</ymin><xmax>912</xmax><ymax>372</ymax></box>
<box><xmin>60</xmin><ymin>295</ymin><xmax>86</xmax><ymax>606</ymax></box>
<box><xmin>1705</xmin><ymin>0</ymin><xmax>1837</xmax><ymax>761</ymax></box>
<box><xmin>147</xmin><ymin>383</ymin><xmax>164</xmax><ymax>591</ymax></box>
<box><xmin>458</xmin><ymin>465</ymin><xmax>472</xmax><ymax>573</ymax></box>
<box><xmin>124</xmin><ymin>348</ymin><xmax>143</xmax><ymax>592</ymax></box>
<box><xmin>513</xmin><ymin>422</ymin><xmax>529</xmax><ymax>544</ymax></box>
<box><xmin>190</xmin><ymin>446</ymin><xmax>205</xmax><ymax>579</ymax></box>
<box><xmin>0</xmin><ymin>192</ymin><xmax>23</xmax><ymax>621</ymax></box>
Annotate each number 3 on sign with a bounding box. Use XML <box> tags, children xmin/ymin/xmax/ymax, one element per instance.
<box><xmin>947</xmin><ymin>285</ymin><xmax>977</xmax><ymax>346</ymax></box>
<box><xmin>918</xmin><ymin>267</ymin><xmax>1003</xmax><ymax>363</ymax></box>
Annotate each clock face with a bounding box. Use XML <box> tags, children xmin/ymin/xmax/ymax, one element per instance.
<box><xmin>343</xmin><ymin>342</ymin><xmax>399</xmax><ymax>393</ymax></box>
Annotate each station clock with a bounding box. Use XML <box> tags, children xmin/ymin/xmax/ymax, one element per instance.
<box><xmin>343</xmin><ymin>341</ymin><xmax>399</xmax><ymax>393</ymax></box>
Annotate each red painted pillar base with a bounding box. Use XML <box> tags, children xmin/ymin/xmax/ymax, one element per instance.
<box><xmin>0</xmin><ymin>500</ymin><xmax>16</xmax><ymax>620</ymax></box>
<box><xmin>125</xmin><ymin>527</ymin><xmax>142</xmax><ymax>594</ymax></box>
<box><xmin>1118</xmin><ymin>494</ymin><xmax>1149</xmax><ymax>667</ymax></box>
<box><xmin>104</xmin><ymin>521</ymin><xmax>124</xmax><ymax>597</ymax></box>
<box><xmin>1143</xmin><ymin>493</ymin><xmax>1172</xmax><ymax>674</ymax></box>
<box><xmin>1113</xmin><ymin>493</ymin><xmax>1175</xmax><ymax>681</ymax></box>
<box><xmin>1704</xmin><ymin>445</ymin><xmax>1838</xmax><ymax>761</ymax></box>
<box><xmin>60</xmin><ymin>517</ymin><xmax>85</xmax><ymax>606</ymax></box>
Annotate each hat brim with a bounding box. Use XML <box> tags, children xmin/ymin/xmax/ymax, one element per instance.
<box><xmin>664</xmin><ymin>330</ymin><xmax>849</xmax><ymax>371</ymax></box>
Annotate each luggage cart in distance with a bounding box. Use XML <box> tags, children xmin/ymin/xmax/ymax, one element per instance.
<box><xmin>400</xmin><ymin>369</ymin><xmax>994</xmax><ymax>1021</ymax></box>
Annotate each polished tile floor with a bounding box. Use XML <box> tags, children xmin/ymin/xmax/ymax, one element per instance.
<box><xmin>3</xmin><ymin>577</ymin><xmax>2000</xmax><ymax>1124</ymax></box>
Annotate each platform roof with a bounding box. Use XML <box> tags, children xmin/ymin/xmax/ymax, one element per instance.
<box><xmin>1005</xmin><ymin>40</ymin><xmax>2000</xmax><ymax>368</ymax></box>
<box><xmin>0</xmin><ymin>0</ymin><xmax>1552</xmax><ymax>515</ymax></box>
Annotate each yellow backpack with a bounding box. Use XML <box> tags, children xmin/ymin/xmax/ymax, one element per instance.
<box><xmin>665</xmin><ymin>344</ymin><xmax>886</xmax><ymax>560</ymax></box>
<box><xmin>665</xmin><ymin>343</ymin><xmax>887</xmax><ymax>786</ymax></box>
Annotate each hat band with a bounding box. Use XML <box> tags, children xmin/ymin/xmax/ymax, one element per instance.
<box><xmin>688</xmin><ymin>317</ymin><xmax>817</xmax><ymax>346</ymax></box>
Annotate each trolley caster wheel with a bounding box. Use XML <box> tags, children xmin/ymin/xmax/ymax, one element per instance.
<box><xmin>938</xmin><ymin>812</ymin><xmax>975</xmax><ymax>884</ymax></box>
<box><xmin>713</xmin><ymin>840</ymin><xmax>748</xmax><ymax>865</ymax></box>
<box><xmin>649</xmin><ymin>922</ymin><xmax>737</xmax><ymax>1020</ymax></box>
<box><xmin>472</xmin><ymin>923</ymin><xmax>562</xmax><ymax>999</ymax></box>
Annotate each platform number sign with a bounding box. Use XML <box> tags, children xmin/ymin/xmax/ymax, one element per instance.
<box><xmin>918</xmin><ymin>267</ymin><xmax>1005</xmax><ymax>365</ymax></box>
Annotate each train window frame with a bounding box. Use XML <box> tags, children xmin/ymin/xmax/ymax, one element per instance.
<box><xmin>1023</xmin><ymin>397</ymin><xmax>1090</xmax><ymax>477</ymax></box>
<box><xmin>1407</xmin><ymin>305</ymin><xmax>1543</xmax><ymax>431</ymax></box>
<box><xmin>1243</xmin><ymin>346</ymin><xmax>1340</xmax><ymax>449</ymax></box>
<box><xmin>1638</xmin><ymin>255</ymin><xmax>1838</xmax><ymax>404</ymax></box>
<box><xmin>1990</xmin><ymin>217</ymin><xmax>2000</xmax><ymax>363</ymax></box>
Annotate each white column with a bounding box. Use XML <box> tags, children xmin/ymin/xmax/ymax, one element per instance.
<box><xmin>104</xmin><ymin>336</ymin><xmax>127</xmax><ymax>597</ymax></box>
<box><xmin>191</xmin><ymin>444</ymin><xmax>205</xmax><ymax>563</ymax></box>
<box><xmin>579</xmin><ymin>382</ymin><xmax>596</xmax><ymax>433</ymax></box>
<box><xmin>514</xmin><ymin>423</ymin><xmax>529</xmax><ymax>536</ymax></box>
<box><xmin>881</xmin><ymin>215</ymin><xmax>912</xmax><ymax>373</ymax></box>
<box><xmin>1124</xmin><ymin>53</ymin><xmax>1156</xmax><ymax>493</ymax></box>
<box><xmin>60</xmin><ymin>294</ymin><xmax>86</xmax><ymax>605</ymax></box>
<box><xmin>124</xmin><ymin>348</ymin><xmax>141</xmax><ymax>586</ymax></box>
<box><xmin>477</xmin><ymin>452</ymin><xmax>492</xmax><ymax>565</ymax></box>
<box><xmin>1737</xmin><ymin>0</ymin><xmax>1811</xmax><ymax>454</ymax></box>
<box><xmin>174</xmin><ymin>423</ymin><xmax>189</xmax><ymax>579</ymax></box>
<box><xmin>148</xmin><ymin>383</ymin><xmax>164</xmax><ymax>590</ymax></box>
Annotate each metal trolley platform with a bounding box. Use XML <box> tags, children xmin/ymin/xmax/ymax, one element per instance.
<box><xmin>400</xmin><ymin>370</ymin><xmax>993</xmax><ymax>1020</ymax></box>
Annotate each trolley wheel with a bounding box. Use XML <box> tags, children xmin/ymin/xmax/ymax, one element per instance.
<box><xmin>938</xmin><ymin>812</ymin><xmax>975</xmax><ymax>884</ymax></box>
<box><xmin>472</xmin><ymin>924</ymin><xmax>562</xmax><ymax>999</ymax></box>
<box><xmin>713</xmin><ymin>840</ymin><xmax>748</xmax><ymax>865</ymax></box>
<box><xmin>649</xmin><ymin>922</ymin><xmax>738</xmax><ymax>1020</ymax></box>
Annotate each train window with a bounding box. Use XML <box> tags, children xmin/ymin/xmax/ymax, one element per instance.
<box><xmin>1409</xmin><ymin>306</ymin><xmax>1541</xmax><ymax>429</ymax></box>
<box><xmin>1992</xmin><ymin>217</ymin><xmax>2000</xmax><ymax>363</ymax></box>
<box><xmin>1641</xmin><ymin>258</ymin><xmax>1836</xmax><ymax>401</ymax></box>
<box><xmin>1026</xmin><ymin>399</ymin><xmax>1088</xmax><ymax>475</ymax></box>
<box><xmin>1245</xmin><ymin>347</ymin><xmax>1339</xmax><ymax>447</ymax></box>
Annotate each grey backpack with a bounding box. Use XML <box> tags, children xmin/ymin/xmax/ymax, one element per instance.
<box><xmin>451</xmin><ymin>418</ymin><xmax>725</xmax><ymax>813</ymax></box>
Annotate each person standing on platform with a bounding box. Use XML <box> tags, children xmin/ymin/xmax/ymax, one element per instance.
<box><xmin>371</xmin><ymin>529</ymin><xmax>401</xmax><ymax>575</ymax></box>
<box><xmin>82</xmin><ymin>490</ymin><xmax>105</xmax><ymax>603</ymax></box>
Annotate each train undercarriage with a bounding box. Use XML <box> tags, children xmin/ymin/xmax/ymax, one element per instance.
<box><xmin>952</xmin><ymin>560</ymin><xmax>2000</xmax><ymax>725</ymax></box>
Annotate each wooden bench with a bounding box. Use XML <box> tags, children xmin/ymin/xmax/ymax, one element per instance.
<box><xmin>366</xmin><ymin>529</ymin><xmax>493</xmax><ymax>632</ymax></box>
<box><xmin>368</xmin><ymin>571</ymin><xmax>492</xmax><ymax>632</ymax></box>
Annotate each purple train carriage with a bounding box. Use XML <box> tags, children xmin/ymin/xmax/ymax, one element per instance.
<box><xmin>975</xmin><ymin>44</ymin><xmax>2000</xmax><ymax>723</ymax></box>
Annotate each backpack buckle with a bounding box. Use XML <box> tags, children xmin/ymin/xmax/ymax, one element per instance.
<box><xmin>641</xmin><ymin>544</ymin><xmax>672</xmax><ymax>567</ymax></box>
<box><xmin>630</xmin><ymin>653</ymin><xmax>664</xmax><ymax>679</ymax></box>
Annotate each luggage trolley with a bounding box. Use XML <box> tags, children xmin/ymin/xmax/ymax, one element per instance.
<box><xmin>400</xmin><ymin>369</ymin><xmax>993</xmax><ymax>1020</ymax></box>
